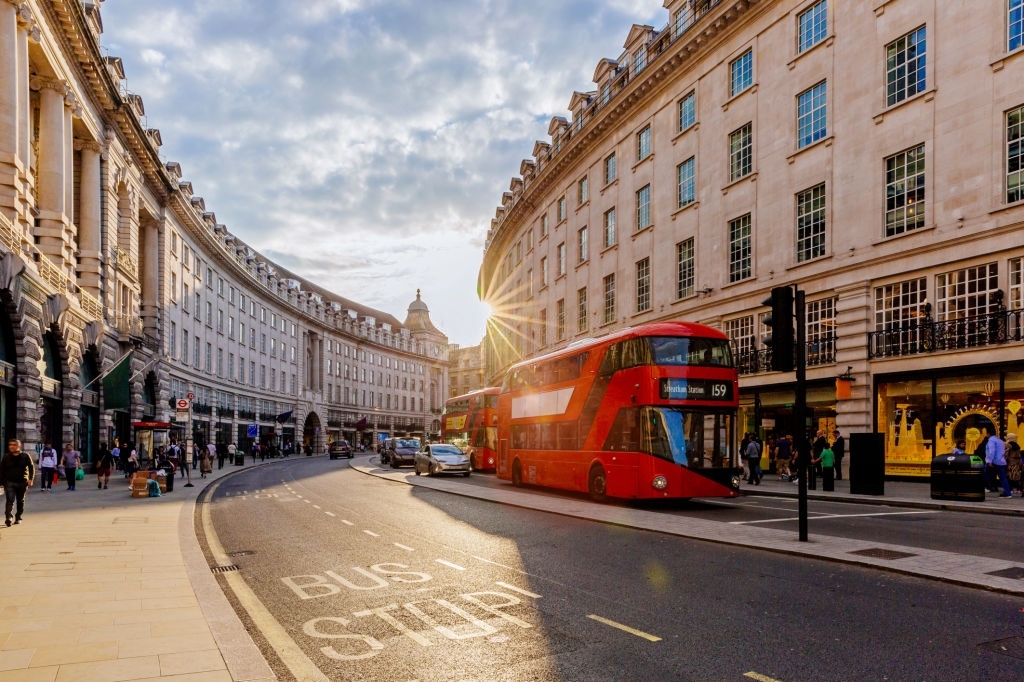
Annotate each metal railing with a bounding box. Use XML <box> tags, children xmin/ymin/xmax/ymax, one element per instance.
<box><xmin>868</xmin><ymin>309</ymin><xmax>1024</xmax><ymax>359</ymax></box>
<box><xmin>732</xmin><ymin>335</ymin><xmax>837</xmax><ymax>376</ymax></box>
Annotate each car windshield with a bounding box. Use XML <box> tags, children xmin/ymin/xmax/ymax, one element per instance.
<box><xmin>431</xmin><ymin>445</ymin><xmax>462</xmax><ymax>456</ymax></box>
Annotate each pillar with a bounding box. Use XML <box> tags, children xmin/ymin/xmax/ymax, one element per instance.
<box><xmin>141</xmin><ymin>218</ymin><xmax>160</xmax><ymax>335</ymax></box>
<box><xmin>77</xmin><ymin>141</ymin><xmax>102</xmax><ymax>294</ymax></box>
<box><xmin>34</xmin><ymin>78</ymin><xmax>67</xmax><ymax>262</ymax></box>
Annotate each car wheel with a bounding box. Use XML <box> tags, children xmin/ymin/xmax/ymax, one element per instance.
<box><xmin>511</xmin><ymin>460</ymin><xmax>523</xmax><ymax>487</ymax></box>
<box><xmin>463</xmin><ymin>471</ymin><xmax>470</xmax><ymax>477</ymax></box>
<box><xmin>414</xmin><ymin>465</ymin><xmax>421</xmax><ymax>476</ymax></box>
<box><xmin>588</xmin><ymin>463</ymin><xmax>608</xmax><ymax>503</ymax></box>
<box><xmin>391</xmin><ymin>459</ymin><xmax>400</xmax><ymax>469</ymax></box>
<box><xmin>469</xmin><ymin>453</ymin><xmax>477</xmax><ymax>471</ymax></box>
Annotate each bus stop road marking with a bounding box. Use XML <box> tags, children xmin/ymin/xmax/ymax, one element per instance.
<box><xmin>394</xmin><ymin>543</ymin><xmax>415</xmax><ymax>552</ymax></box>
<box><xmin>586</xmin><ymin>614</ymin><xmax>660</xmax><ymax>642</ymax></box>
<box><xmin>436</xmin><ymin>559</ymin><xmax>466</xmax><ymax>571</ymax></box>
<box><xmin>363</xmin><ymin>530</ymin><xmax>380</xmax><ymax>537</ymax></box>
<box><xmin>495</xmin><ymin>582</ymin><xmax>541</xmax><ymax>599</ymax></box>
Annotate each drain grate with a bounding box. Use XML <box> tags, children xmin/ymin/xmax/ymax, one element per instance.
<box><xmin>978</xmin><ymin>636</ymin><xmax>1024</xmax><ymax>661</ymax></box>
<box><xmin>211</xmin><ymin>564</ymin><xmax>239</xmax><ymax>573</ymax></box>
<box><xmin>985</xmin><ymin>566</ymin><xmax>1024</xmax><ymax>580</ymax></box>
<box><xmin>848</xmin><ymin>547</ymin><xmax>918</xmax><ymax>561</ymax></box>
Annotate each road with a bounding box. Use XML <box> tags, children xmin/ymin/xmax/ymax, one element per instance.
<box><xmin>199</xmin><ymin>456</ymin><xmax>1024</xmax><ymax>681</ymax></box>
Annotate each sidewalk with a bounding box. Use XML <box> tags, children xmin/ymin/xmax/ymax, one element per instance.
<box><xmin>2</xmin><ymin>458</ymin><xmax>1022</xmax><ymax>680</ymax></box>
<box><xmin>0</xmin><ymin>460</ymin><xmax>274</xmax><ymax>681</ymax></box>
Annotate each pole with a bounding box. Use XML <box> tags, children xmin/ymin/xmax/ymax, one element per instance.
<box><xmin>795</xmin><ymin>286</ymin><xmax>808</xmax><ymax>541</ymax></box>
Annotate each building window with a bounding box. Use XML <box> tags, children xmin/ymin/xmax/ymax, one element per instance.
<box><xmin>527</xmin><ymin>269</ymin><xmax>534</xmax><ymax>299</ymax></box>
<box><xmin>1010</xmin><ymin>257</ymin><xmax>1024</xmax><ymax>311</ymax></box>
<box><xmin>578</xmin><ymin>176</ymin><xmax>588</xmax><ymax>205</ymax></box>
<box><xmin>874</xmin><ymin>278</ymin><xmax>927</xmax><ymax>330</ymax></box>
<box><xmin>194</xmin><ymin>336</ymin><xmax>201</xmax><ymax>368</ymax></box>
<box><xmin>728</xmin><ymin>214</ymin><xmax>752</xmax><ymax>283</ymax></box>
<box><xmin>636</xmin><ymin>184</ymin><xmax>652</xmax><ymax>231</ymax></box>
<box><xmin>540</xmin><ymin>256</ymin><xmax>549</xmax><ymax>286</ymax></box>
<box><xmin>886</xmin><ymin>26</ymin><xmax>927</xmax><ymax>107</ymax></box>
<box><xmin>556</xmin><ymin>299</ymin><xmax>566</xmax><ymax>340</ymax></box>
<box><xmin>577</xmin><ymin>287</ymin><xmax>588</xmax><ymax>333</ymax></box>
<box><xmin>603</xmin><ymin>208</ymin><xmax>616</xmax><ymax>248</ymax></box>
<box><xmin>798</xmin><ymin>1</ymin><xmax>828</xmax><ymax>53</ymax></box>
<box><xmin>796</xmin><ymin>183</ymin><xmax>827</xmax><ymax>262</ymax></box>
<box><xmin>637</xmin><ymin>125</ymin><xmax>652</xmax><ymax>162</ymax></box>
<box><xmin>527</xmin><ymin>228</ymin><xmax>534</xmax><ymax>251</ymax></box>
<box><xmin>885</xmin><ymin>143</ymin><xmax>926</xmax><ymax>237</ymax></box>
<box><xmin>1013</xmin><ymin>0</ymin><xmax>1024</xmax><ymax>51</ymax></box>
<box><xmin>729</xmin><ymin>123</ymin><xmax>753</xmax><ymax>181</ymax></box>
<box><xmin>936</xmin><ymin>263</ymin><xmax>999</xmax><ymax>320</ymax></box>
<box><xmin>604</xmin><ymin>153</ymin><xmax>616</xmax><ymax>184</ymax></box>
<box><xmin>1008</xmin><ymin>104</ymin><xmax>1024</xmax><ymax>203</ymax></box>
<box><xmin>634</xmin><ymin>46</ymin><xmax>647</xmax><ymax>75</ymax></box>
<box><xmin>678</xmin><ymin>91</ymin><xmax>696</xmax><ymax>132</ymax></box>
<box><xmin>181</xmin><ymin>331</ymin><xmax>188</xmax><ymax>363</ymax></box>
<box><xmin>676</xmin><ymin>238</ymin><xmax>694</xmax><ymax>299</ymax></box>
<box><xmin>677</xmin><ymin>157</ymin><xmax>695</xmax><ymax>208</ymax></box>
<box><xmin>557</xmin><ymin>196</ymin><xmax>566</xmax><ymax>222</ymax></box>
<box><xmin>730</xmin><ymin>49</ymin><xmax>753</xmax><ymax>96</ymax></box>
<box><xmin>725</xmin><ymin>316</ymin><xmax>755</xmax><ymax>358</ymax></box>
<box><xmin>636</xmin><ymin>257</ymin><xmax>651</xmax><ymax>313</ymax></box>
<box><xmin>797</xmin><ymin>81</ymin><xmax>827</xmax><ymax>148</ymax></box>
<box><xmin>577</xmin><ymin>227</ymin><xmax>588</xmax><ymax>263</ymax></box>
<box><xmin>539</xmin><ymin>308</ymin><xmax>547</xmax><ymax>347</ymax></box>
<box><xmin>169</xmin><ymin>321</ymin><xmax>176</xmax><ymax>357</ymax></box>
<box><xmin>541</xmin><ymin>214</ymin><xmax>549</xmax><ymax>237</ymax></box>
<box><xmin>603</xmin><ymin>274</ymin><xmax>616</xmax><ymax>324</ymax></box>
<box><xmin>557</xmin><ymin>242</ymin><xmax>566</xmax><ymax>276</ymax></box>
<box><xmin>806</xmin><ymin>296</ymin><xmax>836</xmax><ymax>352</ymax></box>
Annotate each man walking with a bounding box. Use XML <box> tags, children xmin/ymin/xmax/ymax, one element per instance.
<box><xmin>832</xmin><ymin>429</ymin><xmax>846</xmax><ymax>481</ymax></box>
<box><xmin>985</xmin><ymin>431</ymin><xmax>1011</xmax><ymax>498</ymax></box>
<box><xmin>1</xmin><ymin>439</ymin><xmax>35</xmax><ymax>526</ymax></box>
<box><xmin>745</xmin><ymin>435</ymin><xmax>763</xmax><ymax>485</ymax></box>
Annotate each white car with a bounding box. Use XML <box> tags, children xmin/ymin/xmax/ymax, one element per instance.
<box><xmin>414</xmin><ymin>443</ymin><xmax>471</xmax><ymax>477</ymax></box>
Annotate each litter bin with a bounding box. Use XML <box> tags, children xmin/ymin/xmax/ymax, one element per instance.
<box><xmin>930</xmin><ymin>453</ymin><xmax>985</xmax><ymax>501</ymax></box>
<box><xmin>234</xmin><ymin>451</ymin><xmax>245</xmax><ymax>466</ymax></box>
<box><xmin>849</xmin><ymin>433</ymin><xmax>885</xmax><ymax>495</ymax></box>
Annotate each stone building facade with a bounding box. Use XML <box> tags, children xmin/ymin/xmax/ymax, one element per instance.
<box><xmin>0</xmin><ymin>0</ymin><xmax>448</xmax><ymax>462</ymax></box>
<box><xmin>479</xmin><ymin>0</ymin><xmax>1024</xmax><ymax>476</ymax></box>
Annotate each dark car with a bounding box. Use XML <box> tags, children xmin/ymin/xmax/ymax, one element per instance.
<box><xmin>328</xmin><ymin>441</ymin><xmax>353</xmax><ymax>459</ymax></box>
<box><xmin>385</xmin><ymin>438</ymin><xmax>420</xmax><ymax>468</ymax></box>
<box><xmin>414</xmin><ymin>443</ymin><xmax>471</xmax><ymax>477</ymax></box>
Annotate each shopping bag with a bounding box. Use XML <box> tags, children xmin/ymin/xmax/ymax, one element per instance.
<box><xmin>75</xmin><ymin>467</ymin><xmax>85</xmax><ymax>481</ymax></box>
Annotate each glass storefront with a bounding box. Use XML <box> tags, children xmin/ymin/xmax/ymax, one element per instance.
<box><xmin>877</xmin><ymin>368</ymin><xmax>1024</xmax><ymax>476</ymax></box>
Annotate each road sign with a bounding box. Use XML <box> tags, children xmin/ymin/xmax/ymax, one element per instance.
<box><xmin>176</xmin><ymin>399</ymin><xmax>190</xmax><ymax>410</ymax></box>
<box><xmin>247</xmin><ymin>424</ymin><xmax>258</xmax><ymax>438</ymax></box>
<box><xmin>186</xmin><ymin>392</ymin><xmax>195</xmax><ymax>400</ymax></box>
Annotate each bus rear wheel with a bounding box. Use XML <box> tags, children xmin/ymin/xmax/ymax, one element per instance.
<box><xmin>511</xmin><ymin>460</ymin><xmax>523</xmax><ymax>487</ymax></box>
<box><xmin>588</xmin><ymin>464</ymin><xmax>607</xmax><ymax>502</ymax></box>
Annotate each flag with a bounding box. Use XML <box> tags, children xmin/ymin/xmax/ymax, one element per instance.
<box><xmin>275</xmin><ymin>410</ymin><xmax>293</xmax><ymax>424</ymax></box>
<box><xmin>356</xmin><ymin>417</ymin><xmax>367</xmax><ymax>431</ymax></box>
<box><xmin>102</xmin><ymin>351</ymin><xmax>133</xmax><ymax>411</ymax></box>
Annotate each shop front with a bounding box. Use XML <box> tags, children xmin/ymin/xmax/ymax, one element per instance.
<box><xmin>876</xmin><ymin>365</ymin><xmax>1024</xmax><ymax>477</ymax></box>
<box><xmin>739</xmin><ymin>381</ymin><xmax>837</xmax><ymax>445</ymax></box>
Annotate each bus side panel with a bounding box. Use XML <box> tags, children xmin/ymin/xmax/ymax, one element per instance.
<box><xmin>497</xmin><ymin>439</ymin><xmax>509</xmax><ymax>478</ymax></box>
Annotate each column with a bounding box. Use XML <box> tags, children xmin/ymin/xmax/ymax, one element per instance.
<box><xmin>77</xmin><ymin>141</ymin><xmax>102</xmax><ymax>294</ymax></box>
<box><xmin>34</xmin><ymin>78</ymin><xmax>67</xmax><ymax>263</ymax></box>
<box><xmin>0</xmin><ymin>1</ymin><xmax>17</xmax><ymax>158</ymax></box>
<box><xmin>140</xmin><ymin>218</ymin><xmax>160</xmax><ymax>335</ymax></box>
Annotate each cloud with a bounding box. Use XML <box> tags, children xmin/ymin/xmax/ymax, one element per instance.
<box><xmin>99</xmin><ymin>0</ymin><xmax>667</xmax><ymax>345</ymax></box>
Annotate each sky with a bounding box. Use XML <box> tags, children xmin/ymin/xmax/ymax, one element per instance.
<box><xmin>98</xmin><ymin>0</ymin><xmax>666</xmax><ymax>347</ymax></box>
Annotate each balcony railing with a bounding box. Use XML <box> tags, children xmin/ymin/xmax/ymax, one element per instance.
<box><xmin>733</xmin><ymin>335</ymin><xmax>836</xmax><ymax>376</ymax></box>
<box><xmin>114</xmin><ymin>313</ymin><xmax>143</xmax><ymax>339</ymax></box>
<box><xmin>868</xmin><ymin>309</ymin><xmax>1024</xmax><ymax>359</ymax></box>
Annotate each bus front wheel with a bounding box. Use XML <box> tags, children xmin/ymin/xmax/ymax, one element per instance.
<box><xmin>588</xmin><ymin>464</ymin><xmax>607</xmax><ymax>502</ymax></box>
<box><xmin>511</xmin><ymin>460</ymin><xmax>523</xmax><ymax>487</ymax></box>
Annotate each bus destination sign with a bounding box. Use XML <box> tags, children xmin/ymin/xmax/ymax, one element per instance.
<box><xmin>660</xmin><ymin>378</ymin><xmax>733</xmax><ymax>401</ymax></box>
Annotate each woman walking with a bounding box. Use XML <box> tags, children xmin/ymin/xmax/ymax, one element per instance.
<box><xmin>38</xmin><ymin>443</ymin><xmax>58</xmax><ymax>492</ymax></box>
<box><xmin>61</xmin><ymin>443</ymin><xmax>81</xmax><ymax>491</ymax></box>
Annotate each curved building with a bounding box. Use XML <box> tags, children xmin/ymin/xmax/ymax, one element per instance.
<box><xmin>0</xmin><ymin>1</ymin><xmax>448</xmax><ymax>462</ymax></box>
<box><xmin>479</xmin><ymin>0</ymin><xmax>1024</xmax><ymax>477</ymax></box>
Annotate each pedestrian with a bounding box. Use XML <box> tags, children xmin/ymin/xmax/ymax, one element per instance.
<box><xmin>810</xmin><ymin>430</ymin><xmax>828</xmax><ymax>490</ymax></box>
<box><xmin>38</xmin><ymin>442</ymin><xmax>58</xmax><ymax>492</ymax></box>
<box><xmin>774</xmin><ymin>434</ymin><xmax>792</xmax><ymax>481</ymax></box>
<box><xmin>2</xmin><ymin>439</ymin><xmax>35</xmax><ymax>526</ymax></box>
<box><xmin>952</xmin><ymin>440</ymin><xmax>966</xmax><ymax>456</ymax></box>
<box><xmin>216</xmin><ymin>442</ymin><xmax>227</xmax><ymax>469</ymax></box>
<box><xmin>832</xmin><ymin>429</ymin><xmax>846</xmax><ymax>481</ymax></box>
<box><xmin>745</xmin><ymin>435</ymin><xmax>762</xmax><ymax>485</ymax></box>
<box><xmin>199</xmin><ymin>445</ymin><xmax>212</xmax><ymax>479</ymax></box>
<box><xmin>984</xmin><ymin>432</ymin><xmax>1011</xmax><ymax>498</ymax></box>
<box><xmin>95</xmin><ymin>442</ymin><xmax>114</xmax><ymax>489</ymax></box>
<box><xmin>1004</xmin><ymin>433</ymin><xmax>1021</xmax><ymax>496</ymax></box>
<box><xmin>817</xmin><ymin>441</ymin><xmax>836</xmax><ymax>491</ymax></box>
<box><xmin>125</xmin><ymin>448</ymin><xmax>140</xmax><ymax>485</ymax></box>
<box><xmin>61</xmin><ymin>443</ymin><xmax>81</xmax><ymax>491</ymax></box>
<box><xmin>227</xmin><ymin>441</ymin><xmax>237</xmax><ymax>466</ymax></box>
<box><xmin>110</xmin><ymin>442</ymin><xmax>121</xmax><ymax>472</ymax></box>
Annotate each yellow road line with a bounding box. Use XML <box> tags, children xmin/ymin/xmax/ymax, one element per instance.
<box><xmin>586</xmin><ymin>614</ymin><xmax>661</xmax><ymax>642</ymax></box>
<box><xmin>744</xmin><ymin>672</ymin><xmax>783</xmax><ymax>682</ymax></box>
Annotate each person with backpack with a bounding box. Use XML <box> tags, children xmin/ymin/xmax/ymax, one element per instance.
<box><xmin>38</xmin><ymin>442</ymin><xmax>58</xmax><ymax>492</ymax></box>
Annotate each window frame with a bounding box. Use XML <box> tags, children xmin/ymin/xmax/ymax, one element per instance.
<box><xmin>730</xmin><ymin>49</ymin><xmax>753</xmax><ymax>97</ymax></box>
<box><xmin>797</xmin><ymin>80</ymin><xmax>827</xmax><ymax>149</ymax></box>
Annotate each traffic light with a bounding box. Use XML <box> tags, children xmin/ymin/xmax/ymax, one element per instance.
<box><xmin>763</xmin><ymin>286</ymin><xmax>794</xmax><ymax>372</ymax></box>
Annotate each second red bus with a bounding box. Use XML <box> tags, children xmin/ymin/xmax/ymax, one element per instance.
<box><xmin>442</xmin><ymin>387</ymin><xmax>499</xmax><ymax>472</ymax></box>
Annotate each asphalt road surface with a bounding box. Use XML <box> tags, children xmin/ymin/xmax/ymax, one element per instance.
<box><xmin>199</xmin><ymin>457</ymin><xmax>1024</xmax><ymax>682</ymax></box>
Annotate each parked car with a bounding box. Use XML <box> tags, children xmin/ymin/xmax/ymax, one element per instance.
<box><xmin>414</xmin><ymin>443</ymin><xmax>471</xmax><ymax>477</ymax></box>
<box><xmin>328</xmin><ymin>441</ymin><xmax>353</xmax><ymax>459</ymax></box>
<box><xmin>384</xmin><ymin>438</ymin><xmax>420</xmax><ymax>468</ymax></box>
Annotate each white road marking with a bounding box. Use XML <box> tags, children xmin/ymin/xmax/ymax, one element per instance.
<box><xmin>324</xmin><ymin>511</ymin><xmax>336</xmax><ymax>517</ymax></box>
<box><xmin>341</xmin><ymin>519</ymin><xmax>354</xmax><ymax>526</ymax></box>
<box><xmin>745</xmin><ymin>672</ymin><xmax>783</xmax><ymax>682</ymax></box>
<box><xmin>731</xmin><ymin>510</ymin><xmax>933</xmax><ymax>525</ymax></box>
<box><xmin>312</xmin><ymin>504</ymin><xmax>321</xmax><ymax>510</ymax></box>
<box><xmin>435</xmin><ymin>559</ymin><xmax>466</xmax><ymax>571</ymax></box>
<box><xmin>363</xmin><ymin>530</ymin><xmax>380</xmax><ymax>537</ymax></box>
<box><xmin>394</xmin><ymin>543</ymin><xmax>415</xmax><ymax>552</ymax></box>
<box><xmin>586</xmin><ymin>614</ymin><xmax>660</xmax><ymax>642</ymax></box>
<box><xmin>495</xmin><ymin>582</ymin><xmax>541</xmax><ymax>598</ymax></box>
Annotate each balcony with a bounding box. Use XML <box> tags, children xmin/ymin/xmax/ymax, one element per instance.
<box><xmin>733</xmin><ymin>335</ymin><xmax>836</xmax><ymax>376</ymax></box>
<box><xmin>868</xmin><ymin>309</ymin><xmax>1024</xmax><ymax>359</ymax></box>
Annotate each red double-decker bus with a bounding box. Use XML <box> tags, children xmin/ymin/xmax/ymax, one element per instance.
<box><xmin>496</xmin><ymin>321</ymin><xmax>741</xmax><ymax>501</ymax></box>
<box><xmin>442</xmin><ymin>387</ymin><xmax>500</xmax><ymax>472</ymax></box>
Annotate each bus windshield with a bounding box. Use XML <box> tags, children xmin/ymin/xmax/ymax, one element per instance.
<box><xmin>648</xmin><ymin>336</ymin><xmax>732</xmax><ymax>367</ymax></box>
<box><xmin>604</xmin><ymin>406</ymin><xmax>735</xmax><ymax>468</ymax></box>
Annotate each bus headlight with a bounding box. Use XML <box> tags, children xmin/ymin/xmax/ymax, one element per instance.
<box><xmin>730</xmin><ymin>475</ymin><xmax>742</xmax><ymax>489</ymax></box>
<box><xmin>651</xmin><ymin>475</ymin><xmax>668</xmax><ymax>490</ymax></box>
